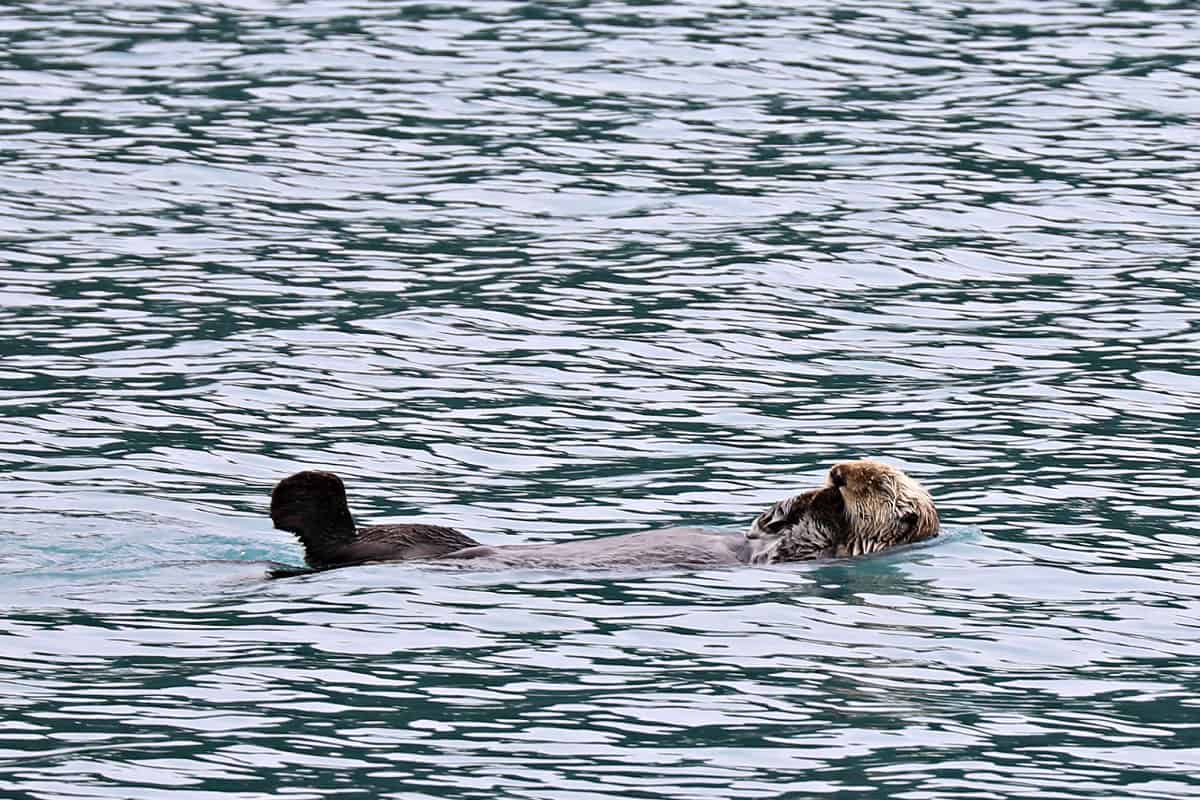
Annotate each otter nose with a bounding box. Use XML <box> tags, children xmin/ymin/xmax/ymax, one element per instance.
<box><xmin>830</xmin><ymin>467</ymin><xmax>846</xmax><ymax>487</ymax></box>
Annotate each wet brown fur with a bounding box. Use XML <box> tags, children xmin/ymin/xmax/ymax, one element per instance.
<box><xmin>749</xmin><ymin>460</ymin><xmax>939</xmax><ymax>558</ymax></box>
<box><xmin>270</xmin><ymin>471</ymin><xmax>480</xmax><ymax>570</ymax></box>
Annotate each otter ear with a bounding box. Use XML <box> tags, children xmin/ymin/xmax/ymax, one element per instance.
<box><xmin>900</xmin><ymin>511</ymin><xmax>919</xmax><ymax>539</ymax></box>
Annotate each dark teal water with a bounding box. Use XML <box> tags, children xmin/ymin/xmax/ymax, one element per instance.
<box><xmin>3</xmin><ymin>1</ymin><xmax>1200</xmax><ymax>797</ymax></box>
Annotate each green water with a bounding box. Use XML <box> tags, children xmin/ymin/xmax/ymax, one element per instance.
<box><xmin>2</xmin><ymin>1</ymin><xmax>1199</xmax><ymax>798</ymax></box>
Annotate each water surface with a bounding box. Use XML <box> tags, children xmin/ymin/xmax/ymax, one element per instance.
<box><xmin>2</xmin><ymin>1</ymin><xmax>1199</xmax><ymax>798</ymax></box>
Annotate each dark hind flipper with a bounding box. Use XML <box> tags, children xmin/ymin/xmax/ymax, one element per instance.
<box><xmin>346</xmin><ymin>524</ymin><xmax>482</xmax><ymax>562</ymax></box>
<box><xmin>289</xmin><ymin>525</ymin><xmax>483</xmax><ymax>570</ymax></box>
<box><xmin>267</xmin><ymin>563</ymin><xmax>320</xmax><ymax>579</ymax></box>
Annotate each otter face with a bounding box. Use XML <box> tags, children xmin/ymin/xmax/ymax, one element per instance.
<box><xmin>826</xmin><ymin>460</ymin><xmax>939</xmax><ymax>556</ymax></box>
<box><xmin>270</xmin><ymin>470</ymin><xmax>356</xmax><ymax>542</ymax></box>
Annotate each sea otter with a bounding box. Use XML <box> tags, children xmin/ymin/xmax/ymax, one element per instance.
<box><xmin>747</xmin><ymin>460</ymin><xmax>940</xmax><ymax>558</ymax></box>
<box><xmin>269</xmin><ymin>460</ymin><xmax>938</xmax><ymax>573</ymax></box>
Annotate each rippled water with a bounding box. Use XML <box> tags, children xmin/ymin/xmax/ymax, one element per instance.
<box><xmin>3</xmin><ymin>1</ymin><xmax>1200</xmax><ymax>797</ymax></box>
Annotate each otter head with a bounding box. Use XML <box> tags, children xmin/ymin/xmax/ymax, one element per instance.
<box><xmin>826</xmin><ymin>459</ymin><xmax>939</xmax><ymax>556</ymax></box>
<box><xmin>747</xmin><ymin>460</ymin><xmax>939</xmax><ymax>562</ymax></box>
<box><xmin>271</xmin><ymin>471</ymin><xmax>357</xmax><ymax>559</ymax></box>
<box><xmin>745</xmin><ymin>485</ymin><xmax>849</xmax><ymax>563</ymax></box>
